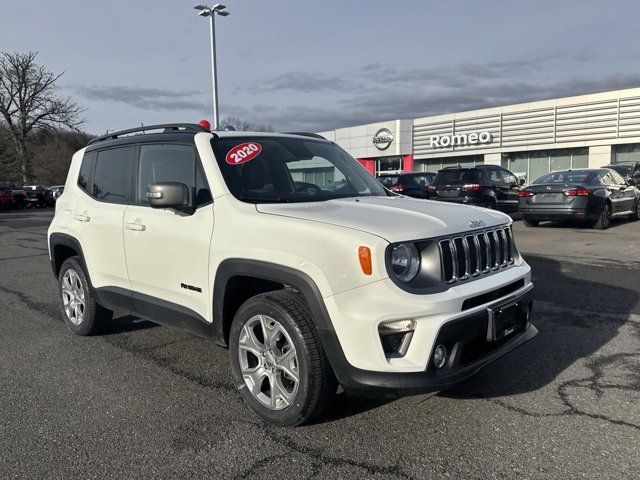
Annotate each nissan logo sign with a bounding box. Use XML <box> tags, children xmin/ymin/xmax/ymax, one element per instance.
<box><xmin>373</xmin><ymin>128</ymin><xmax>394</xmax><ymax>150</ymax></box>
<box><xmin>430</xmin><ymin>131</ymin><xmax>493</xmax><ymax>148</ymax></box>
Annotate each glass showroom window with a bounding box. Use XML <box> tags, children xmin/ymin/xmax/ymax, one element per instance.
<box><xmin>502</xmin><ymin>148</ymin><xmax>588</xmax><ymax>184</ymax></box>
<box><xmin>419</xmin><ymin>155</ymin><xmax>483</xmax><ymax>173</ymax></box>
<box><xmin>614</xmin><ymin>143</ymin><xmax>640</xmax><ymax>163</ymax></box>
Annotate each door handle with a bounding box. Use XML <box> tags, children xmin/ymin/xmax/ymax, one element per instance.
<box><xmin>74</xmin><ymin>213</ymin><xmax>90</xmax><ymax>222</ymax></box>
<box><xmin>125</xmin><ymin>222</ymin><xmax>146</xmax><ymax>232</ymax></box>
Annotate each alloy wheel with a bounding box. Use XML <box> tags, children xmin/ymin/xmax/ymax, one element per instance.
<box><xmin>237</xmin><ymin>314</ymin><xmax>300</xmax><ymax>410</ymax></box>
<box><xmin>61</xmin><ymin>269</ymin><xmax>85</xmax><ymax>326</ymax></box>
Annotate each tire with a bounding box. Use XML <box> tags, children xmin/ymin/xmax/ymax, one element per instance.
<box><xmin>229</xmin><ymin>290</ymin><xmax>336</xmax><ymax>426</ymax></box>
<box><xmin>629</xmin><ymin>201</ymin><xmax>640</xmax><ymax>221</ymax></box>
<box><xmin>523</xmin><ymin>217</ymin><xmax>539</xmax><ymax>227</ymax></box>
<box><xmin>483</xmin><ymin>198</ymin><xmax>496</xmax><ymax>210</ymax></box>
<box><xmin>592</xmin><ymin>202</ymin><xmax>612</xmax><ymax>230</ymax></box>
<box><xmin>58</xmin><ymin>257</ymin><xmax>112</xmax><ymax>335</ymax></box>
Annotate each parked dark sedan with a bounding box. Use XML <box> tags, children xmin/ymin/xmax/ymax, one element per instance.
<box><xmin>604</xmin><ymin>161</ymin><xmax>640</xmax><ymax>183</ymax></box>
<box><xmin>518</xmin><ymin>168</ymin><xmax>640</xmax><ymax>229</ymax></box>
<box><xmin>378</xmin><ymin>172</ymin><xmax>436</xmax><ymax>199</ymax></box>
<box><xmin>429</xmin><ymin>165</ymin><xmax>524</xmax><ymax>212</ymax></box>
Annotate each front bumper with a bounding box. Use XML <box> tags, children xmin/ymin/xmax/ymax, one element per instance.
<box><xmin>318</xmin><ymin>264</ymin><xmax>537</xmax><ymax>396</ymax></box>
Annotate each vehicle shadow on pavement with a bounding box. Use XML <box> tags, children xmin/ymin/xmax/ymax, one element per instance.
<box><xmin>107</xmin><ymin>314</ymin><xmax>159</xmax><ymax>334</ymax></box>
<box><xmin>442</xmin><ymin>253</ymin><xmax>639</xmax><ymax>400</ymax></box>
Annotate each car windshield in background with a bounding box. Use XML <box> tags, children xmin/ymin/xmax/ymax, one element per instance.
<box><xmin>533</xmin><ymin>170</ymin><xmax>595</xmax><ymax>184</ymax></box>
<box><xmin>434</xmin><ymin>169</ymin><xmax>482</xmax><ymax>184</ymax></box>
<box><xmin>211</xmin><ymin>137</ymin><xmax>386</xmax><ymax>203</ymax></box>
<box><xmin>379</xmin><ymin>176</ymin><xmax>401</xmax><ymax>187</ymax></box>
<box><xmin>608</xmin><ymin>165</ymin><xmax>631</xmax><ymax>176</ymax></box>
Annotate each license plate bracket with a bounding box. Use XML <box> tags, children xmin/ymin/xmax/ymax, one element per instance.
<box><xmin>487</xmin><ymin>301</ymin><xmax>525</xmax><ymax>342</ymax></box>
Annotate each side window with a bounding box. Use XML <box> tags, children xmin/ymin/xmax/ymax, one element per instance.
<box><xmin>488</xmin><ymin>169</ymin><xmax>502</xmax><ymax>183</ymax></box>
<box><xmin>502</xmin><ymin>171</ymin><xmax>518</xmax><ymax>185</ymax></box>
<box><xmin>137</xmin><ymin>144</ymin><xmax>211</xmax><ymax>208</ymax></box>
<box><xmin>92</xmin><ymin>147</ymin><xmax>134</xmax><ymax>204</ymax></box>
<box><xmin>78</xmin><ymin>151</ymin><xmax>96</xmax><ymax>192</ymax></box>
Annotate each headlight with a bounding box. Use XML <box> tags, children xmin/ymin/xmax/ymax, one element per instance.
<box><xmin>390</xmin><ymin>243</ymin><xmax>420</xmax><ymax>283</ymax></box>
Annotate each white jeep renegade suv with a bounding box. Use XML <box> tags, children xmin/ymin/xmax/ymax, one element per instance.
<box><xmin>48</xmin><ymin>123</ymin><xmax>537</xmax><ymax>426</ymax></box>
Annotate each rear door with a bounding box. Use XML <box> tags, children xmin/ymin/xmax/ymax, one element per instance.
<box><xmin>71</xmin><ymin>147</ymin><xmax>133</xmax><ymax>296</ymax></box>
<box><xmin>498</xmin><ymin>169</ymin><xmax>520</xmax><ymax>212</ymax></box>
<box><xmin>123</xmin><ymin>143</ymin><xmax>214</xmax><ymax>325</ymax></box>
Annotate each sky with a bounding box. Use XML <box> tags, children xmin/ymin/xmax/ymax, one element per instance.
<box><xmin>2</xmin><ymin>0</ymin><xmax>640</xmax><ymax>135</ymax></box>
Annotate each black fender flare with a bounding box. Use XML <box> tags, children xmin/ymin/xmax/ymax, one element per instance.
<box><xmin>212</xmin><ymin>259</ymin><xmax>351</xmax><ymax>380</ymax></box>
<box><xmin>49</xmin><ymin>233</ymin><xmax>92</xmax><ymax>284</ymax></box>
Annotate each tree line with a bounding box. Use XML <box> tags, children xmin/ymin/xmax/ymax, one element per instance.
<box><xmin>0</xmin><ymin>51</ymin><xmax>272</xmax><ymax>186</ymax></box>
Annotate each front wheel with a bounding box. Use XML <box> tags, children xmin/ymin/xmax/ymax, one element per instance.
<box><xmin>592</xmin><ymin>202</ymin><xmax>612</xmax><ymax>230</ymax></box>
<box><xmin>229</xmin><ymin>290</ymin><xmax>336</xmax><ymax>426</ymax></box>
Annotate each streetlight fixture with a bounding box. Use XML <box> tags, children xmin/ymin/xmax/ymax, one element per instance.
<box><xmin>194</xmin><ymin>3</ymin><xmax>230</xmax><ymax>130</ymax></box>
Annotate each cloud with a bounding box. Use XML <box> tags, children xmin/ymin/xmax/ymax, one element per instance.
<box><xmin>232</xmin><ymin>73</ymin><xmax>640</xmax><ymax>132</ymax></box>
<box><xmin>251</xmin><ymin>71</ymin><xmax>360</xmax><ymax>93</ymax></box>
<box><xmin>73</xmin><ymin>85</ymin><xmax>208</xmax><ymax>111</ymax></box>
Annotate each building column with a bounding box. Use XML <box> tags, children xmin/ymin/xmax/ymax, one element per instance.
<box><xmin>588</xmin><ymin>145</ymin><xmax>613</xmax><ymax>168</ymax></box>
<box><xmin>483</xmin><ymin>153</ymin><xmax>502</xmax><ymax>166</ymax></box>
<box><xmin>357</xmin><ymin>158</ymin><xmax>376</xmax><ymax>175</ymax></box>
<box><xmin>402</xmin><ymin>154</ymin><xmax>414</xmax><ymax>172</ymax></box>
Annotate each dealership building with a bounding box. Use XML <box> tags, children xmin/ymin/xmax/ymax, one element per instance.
<box><xmin>318</xmin><ymin>87</ymin><xmax>640</xmax><ymax>183</ymax></box>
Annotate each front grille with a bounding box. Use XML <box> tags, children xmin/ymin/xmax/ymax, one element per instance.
<box><xmin>438</xmin><ymin>225</ymin><xmax>517</xmax><ymax>284</ymax></box>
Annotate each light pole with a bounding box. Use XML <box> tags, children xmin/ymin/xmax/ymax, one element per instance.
<box><xmin>194</xmin><ymin>4</ymin><xmax>230</xmax><ymax>130</ymax></box>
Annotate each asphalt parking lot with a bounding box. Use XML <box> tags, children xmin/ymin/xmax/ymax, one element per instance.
<box><xmin>1</xmin><ymin>209</ymin><xmax>639</xmax><ymax>479</ymax></box>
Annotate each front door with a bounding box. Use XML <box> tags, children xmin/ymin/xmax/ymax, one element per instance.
<box><xmin>123</xmin><ymin>143</ymin><xmax>214</xmax><ymax>327</ymax></box>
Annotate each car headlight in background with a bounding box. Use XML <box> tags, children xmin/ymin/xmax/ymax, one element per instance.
<box><xmin>390</xmin><ymin>243</ymin><xmax>420</xmax><ymax>282</ymax></box>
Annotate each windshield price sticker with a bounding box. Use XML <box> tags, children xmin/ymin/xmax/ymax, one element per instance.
<box><xmin>226</xmin><ymin>142</ymin><xmax>263</xmax><ymax>165</ymax></box>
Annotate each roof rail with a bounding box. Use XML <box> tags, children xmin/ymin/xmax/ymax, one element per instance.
<box><xmin>284</xmin><ymin>132</ymin><xmax>326</xmax><ymax>140</ymax></box>
<box><xmin>88</xmin><ymin>123</ymin><xmax>209</xmax><ymax>145</ymax></box>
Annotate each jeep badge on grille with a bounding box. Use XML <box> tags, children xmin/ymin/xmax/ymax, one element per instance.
<box><xmin>468</xmin><ymin>219</ymin><xmax>486</xmax><ymax>229</ymax></box>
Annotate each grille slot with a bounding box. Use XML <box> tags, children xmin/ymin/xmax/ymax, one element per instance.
<box><xmin>439</xmin><ymin>226</ymin><xmax>517</xmax><ymax>284</ymax></box>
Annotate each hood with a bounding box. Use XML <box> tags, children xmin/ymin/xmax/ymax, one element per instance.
<box><xmin>256</xmin><ymin>196</ymin><xmax>510</xmax><ymax>243</ymax></box>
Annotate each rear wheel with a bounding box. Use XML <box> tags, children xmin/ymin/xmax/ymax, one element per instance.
<box><xmin>523</xmin><ymin>217</ymin><xmax>539</xmax><ymax>227</ymax></box>
<box><xmin>592</xmin><ymin>202</ymin><xmax>612</xmax><ymax>230</ymax></box>
<box><xmin>58</xmin><ymin>257</ymin><xmax>112</xmax><ymax>335</ymax></box>
<box><xmin>483</xmin><ymin>198</ymin><xmax>496</xmax><ymax>210</ymax></box>
<box><xmin>229</xmin><ymin>290</ymin><xmax>336</xmax><ymax>426</ymax></box>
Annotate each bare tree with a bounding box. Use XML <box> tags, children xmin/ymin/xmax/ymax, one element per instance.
<box><xmin>0</xmin><ymin>52</ymin><xmax>83</xmax><ymax>183</ymax></box>
<box><xmin>221</xmin><ymin>116</ymin><xmax>274</xmax><ymax>132</ymax></box>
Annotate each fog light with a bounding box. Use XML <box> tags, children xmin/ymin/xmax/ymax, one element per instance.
<box><xmin>378</xmin><ymin>320</ymin><xmax>416</xmax><ymax>358</ymax></box>
<box><xmin>433</xmin><ymin>344</ymin><xmax>447</xmax><ymax>368</ymax></box>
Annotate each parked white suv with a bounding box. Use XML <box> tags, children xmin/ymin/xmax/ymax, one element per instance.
<box><xmin>48</xmin><ymin>124</ymin><xmax>537</xmax><ymax>425</ymax></box>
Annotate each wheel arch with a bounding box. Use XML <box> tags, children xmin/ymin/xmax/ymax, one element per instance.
<box><xmin>212</xmin><ymin>259</ymin><xmax>334</xmax><ymax>349</ymax></box>
<box><xmin>49</xmin><ymin>233</ymin><xmax>92</xmax><ymax>284</ymax></box>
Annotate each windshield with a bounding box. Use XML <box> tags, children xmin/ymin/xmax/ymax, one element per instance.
<box><xmin>533</xmin><ymin>170</ymin><xmax>595</xmax><ymax>184</ymax></box>
<box><xmin>212</xmin><ymin>137</ymin><xmax>386</xmax><ymax>203</ymax></box>
<box><xmin>434</xmin><ymin>169</ymin><xmax>482</xmax><ymax>185</ymax></box>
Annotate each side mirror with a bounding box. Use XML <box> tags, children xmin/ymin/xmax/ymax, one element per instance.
<box><xmin>147</xmin><ymin>182</ymin><xmax>190</xmax><ymax>211</ymax></box>
<box><xmin>519</xmin><ymin>178</ymin><xmax>526</xmax><ymax>186</ymax></box>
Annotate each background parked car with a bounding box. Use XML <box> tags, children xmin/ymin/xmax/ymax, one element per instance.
<box><xmin>0</xmin><ymin>185</ymin><xmax>13</xmax><ymax>209</ymax></box>
<box><xmin>23</xmin><ymin>185</ymin><xmax>54</xmax><ymax>208</ymax></box>
<box><xmin>429</xmin><ymin>165</ymin><xmax>524</xmax><ymax>212</ymax></box>
<box><xmin>378</xmin><ymin>172</ymin><xmax>436</xmax><ymax>199</ymax></box>
<box><xmin>48</xmin><ymin>185</ymin><xmax>65</xmax><ymax>202</ymax></box>
<box><xmin>604</xmin><ymin>161</ymin><xmax>640</xmax><ymax>183</ymax></box>
<box><xmin>518</xmin><ymin>168</ymin><xmax>640</xmax><ymax>229</ymax></box>
<box><xmin>0</xmin><ymin>182</ymin><xmax>26</xmax><ymax>209</ymax></box>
